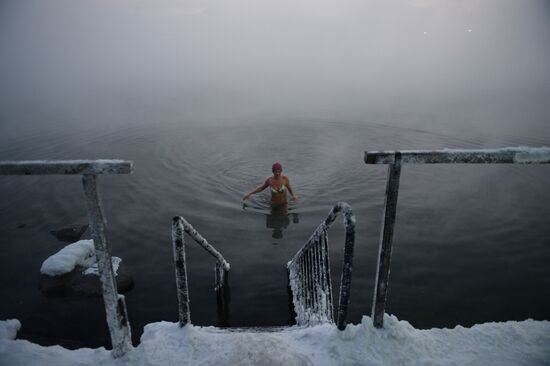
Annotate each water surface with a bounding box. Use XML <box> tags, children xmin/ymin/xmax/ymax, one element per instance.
<box><xmin>1</xmin><ymin>115</ymin><xmax>549</xmax><ymax>348</ymax></box>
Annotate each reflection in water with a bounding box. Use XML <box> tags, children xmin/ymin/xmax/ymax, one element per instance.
<box><xmin>265</xmin><ymin>204</ymin><xmax>299</xmax><ymax>239</ymax></box>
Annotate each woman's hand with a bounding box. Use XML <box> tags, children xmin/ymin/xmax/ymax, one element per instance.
<box><xmin>291</xmin><ymin>195</ymin><xmax>299</xmax><ymax>202</ymax></box>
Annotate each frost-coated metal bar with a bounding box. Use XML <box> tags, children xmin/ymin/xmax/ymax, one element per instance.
<box><xmin>0</xmin><ymin>160</ymin><xmax>133</xmax><ymax>175</ymax></box>
<box><xmin>372</xmin><ymin>154</ymin><xmax>402</xmax><ymax>328</ymax></box>
<box><xmin>324</xmin><ymin>230</ymin><xmax>334</xmax><ymax>323</ymax></box>
<box><xmin>300</xmin><ymin>256</ymin><xmax>306</xmax><ymax>310</ymax></box>
<box><xmin>175</xmin><ymin>216</ymin><xmax>230</xmax><ymax>272</ymax></box>
<box><xmin>311</xmin><ymin>244</ymin><xmax>319</xmax><ymax>313</ymax></box>
<box><xmin>364</xmin><ymin>147</ymin><xmax>550</xmax><ymax>165</ymax></box>
<box><xmin>306</xmin><ymin>249</ymin><xmax>311</xmax><ymax>311</ymax></box>
<box><xmin>82</xmin><ymin>174</ymin><xmax>132</xmax><ymax>358</ymax></box>
<box><xmin>319</xmin><ymin>231</ymin><xmax>329</xmax><ymax>320</ymax></box>
<box><xmin>336</xmin><ymin>206</ymin><xmax>356</xmax><ymax>330</ymax></box>
<box><xmin>172</xmin><ymin>217</ymin><xmax>191</xmax><ymax>326</ymax></box>
<box><xmin>314</xmin><ymin>241</ymin><xmax>322</xmax><ymax>314</ymax></box>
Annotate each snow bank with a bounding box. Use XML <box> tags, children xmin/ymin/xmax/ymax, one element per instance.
<box><xmin>1</xmin><ymin>315</ymin><xmax>549</xmax><ymax>366</ymax></box>
<box><xmin>40</xmin><ymin>240</ymin><xmax>95</xmax><ymax>276</ymax></box>
<box><xmin>40</xmin><ymin>240</ymin><xmax>121</xmax><ymax>276</ymax></box>
<box><xmin>0</xmin><ymin>319</ymin><xmax>20</xmax><ymax>341</ymax></box>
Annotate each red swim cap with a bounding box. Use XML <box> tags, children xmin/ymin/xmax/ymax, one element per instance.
<box><xmin>272</xmin><ymin>162</ymin><xmax>283</xmax><ymax>172</ymax></box>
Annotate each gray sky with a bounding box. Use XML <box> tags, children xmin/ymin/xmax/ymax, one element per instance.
<box><xmin>1</xmin><ymin>0</ymin><xmax>549</xmax><ymax>125</ymax></box>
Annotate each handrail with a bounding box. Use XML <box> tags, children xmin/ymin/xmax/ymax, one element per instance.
<box><xmin>0</xmin><ymin>159</ymin><xmax>133</xmax><ymax>358</ymax></box>
<box><xmin>0</xmin><ymin>159</ymin><xmax>132</xmax><ymax>175</ymax></box>
<box><xmin>364</xmin><ymin>146</ymin><xmax>550</xmax><ymax>329</ymax></box>
<box><xmin>172</xmin><ymin>216</ymin><xmax>231</xmax><ymax>326</ymax></box>
<box><xmin>174</xmin><ymin>216</ymin><xmax>230</xmax><ymax>272</ymax></box>
<box><xmin>287</xmin><ymin>202</ymin><xmax>356</xmax><ymax>330</ymax></box>
<box><xmin>365</xmin><ymin>147</ymin><xmax>550</xmax><ymax>165</ymax></box>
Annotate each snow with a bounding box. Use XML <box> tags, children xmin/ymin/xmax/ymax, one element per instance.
<box><xmin>83</xmin><ymin>256</ymin><xmax>122</xmax><ymax>276</ymax></box>
<box><xmin>513</xmin><ymin>146</ymin><xmax>550</xmax><ymax>163</ymax></box>
<box><xmin>1</xmin><ymin>315</ymin><xmax>549</xmax><ymax>366</ymax></box>
<box><xmin>40</xmin><ymin>239</ymin><xmax>121</xmax><ymax>277</ymax></box>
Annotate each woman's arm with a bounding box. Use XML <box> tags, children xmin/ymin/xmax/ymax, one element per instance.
<box><xmin>285</xmin><ymin>177</ymin><xmax>298</xmax><ymax>201</ymax></box>
<box><xmin>243</xmin><ymin>178</ymin><xmax>270</xmax><ymax>200</ymax></box>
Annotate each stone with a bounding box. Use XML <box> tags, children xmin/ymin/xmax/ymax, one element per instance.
<box><xmin>39</xmin><ymin>263</ymin><xmax>134</xmax><ymax>297</ymax></box>
<box><xmin>50</xmin><ymin>225</ymin><xmax>89</xmax><ymax>243</ymax></box>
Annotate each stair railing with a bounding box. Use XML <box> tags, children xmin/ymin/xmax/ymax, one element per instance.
<box><xmin>172</xmin><ymin>216</ymin><xmax>231</xmax><ymax>326</ymax></box>
<box><xmin>287</xmin><ymin>202</ymin><xmax>356</xmax><ymax>330</ymax></box>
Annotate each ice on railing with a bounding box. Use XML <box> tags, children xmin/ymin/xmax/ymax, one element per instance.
<box><xmin>288</xmin><ymin>226</ymin><xmax>334</xmax><ymax>326</ymax></box>
<box><xmin>176</xmin><ymin>216</ymin><xmax>230</xmax><ymax>272</ymax></box>
<box><xmin>512</xmin><ymin>146</ymin><xmax>550</xmax><ymax>163</ymax></box>
<box><xmin>366</xmin><ymin>146</ymin><xmax>550</xmax><ymax>164</ymax></box>
<box><xmin>287</xmin><ymin>202</ymin><xmax>355</xmax><ymax>328</ymax></box>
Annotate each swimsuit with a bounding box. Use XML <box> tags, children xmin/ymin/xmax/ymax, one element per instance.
<box><xmin>271</xmin><ymin>184</ymin><xmax>287</xmax><ymax>194</ymax></box>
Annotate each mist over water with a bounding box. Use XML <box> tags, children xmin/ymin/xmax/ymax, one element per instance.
<box><xmin>0</xmin><ymin>0</ymin><xmax>549</xmax><ymax>348</ymax></box>
<box><xmin>1</xmin><ymin>0</ymin><xmax>549</xmax><ymax>133</ymax></box>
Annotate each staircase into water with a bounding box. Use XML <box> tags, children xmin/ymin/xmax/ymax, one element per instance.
<box><xmin>172</xmin><ymin>201</ymin><xmax>356</xmax><ymax>332</ymax></box>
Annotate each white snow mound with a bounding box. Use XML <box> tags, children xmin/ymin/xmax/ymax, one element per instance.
<box><xmin>40</xmin><ymin>239</ymin><xmax>122</xmax><ymax>277</ymax></box>
<box><xmin>40</xmin><ymin>240</ymin><xmax>96</xmax><ymax>276</ymax></box>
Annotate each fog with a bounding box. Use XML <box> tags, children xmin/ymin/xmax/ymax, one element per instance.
<box><xmin>1</xmin><ymin>0</ymin><xmax>549</xmax><ymax>131</ymax></box>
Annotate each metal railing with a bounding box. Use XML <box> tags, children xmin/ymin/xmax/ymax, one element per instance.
<box><xmin>0</xmin><ymin>160</ymin><xmax>133</xmax><ymax>358</ymax></box>
<box><xmin>287</xmin><ymin>202</ymin><xmax>356</xmax><ymax>330</ymax></box>
<box><xmin>172</xmin><ymin>216</ymin><xmax>231</xmax><ymax>326</ymax></box>
<box><xmin>365</xmin><ymin>147</ymin><xmax>550</xmax><ymax>329</ymax></box>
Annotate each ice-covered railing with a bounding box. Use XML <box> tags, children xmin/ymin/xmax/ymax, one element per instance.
<box><xmin>287</xmin><ymin>202</ymin><xmax>356</xmax><ymax>330</ymax></box>
<box><xmin>172</xmin><ymin>216</ymin><xmax>231</xmax><ymax>327</ymax></box>
<box><xmin>0</xmin><ymin>160</ymin><xmax>133</xmax><ymax>358</ymax></box>
<box><xmin>365</xmin><ymin>147</ymin><xmax>550</xmax><ymax>329</ymax></box>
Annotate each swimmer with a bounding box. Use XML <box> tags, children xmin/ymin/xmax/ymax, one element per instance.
<box><xmin>243</xmin><ymin>162</ymin><xmax>298</xmax><ymax>206</ymax></box>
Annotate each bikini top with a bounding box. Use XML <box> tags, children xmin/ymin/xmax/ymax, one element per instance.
<box><xmin>270</xmin><ymin>178</ymin><xmax>287</xmax><ymax>194</ymax></box>
<box><xmin>270</xmin><ymin>184</ymin><xmax>287</xmax><ymax>194</ymax></box>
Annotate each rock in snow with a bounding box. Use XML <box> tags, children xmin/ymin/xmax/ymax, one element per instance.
<box><xmin>39</xmin><ymin>240</ymin><xmax>133</xmax><ymax>295</ymax></box>
<box><xmin>50</xmin><ymin>225</ymin><xmax>89</xmax><ymax>243</ymax></box>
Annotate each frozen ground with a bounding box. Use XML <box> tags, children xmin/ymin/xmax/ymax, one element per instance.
<box><xmin>1</xmin><ymin>315</ymin><xmax>549</xmax><ymax>366</ymax></box>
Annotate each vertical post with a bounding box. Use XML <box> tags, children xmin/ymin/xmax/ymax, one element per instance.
<box><xmin>82</xmin><ymin>174</ymin><xmax>132</xmax><ymax>358</ymax></box>
<box><xmin>323</xmin><ymin>230</ymin><xmax>334</xmax><ymax>322</ymax></box>
<box><xmin>172</xmin><ymin>217</ymin><xmax>191</xmax><ymax>326</ymax></box>
<box><xmin>337</xmin><ymin>216</ymin><xmax>356</xmax><ymax>330</ymax></box>
<box><xmin>216</xmin><ymin>262</ymin><xmax>231</xmax><ymax>327</ymax></box>
<box><xmin>371</xmin><ymin>152</ymin><xmax>402</xmax><ymax>328</ymax></box>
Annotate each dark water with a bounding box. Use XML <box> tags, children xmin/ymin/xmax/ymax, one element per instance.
<box><xmin>1</xmin><ymin>116</ymin><xmax>550</xmax><ymax>348</ymax></box>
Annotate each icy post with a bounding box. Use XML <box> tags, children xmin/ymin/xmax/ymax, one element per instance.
<box><xmin>371</xmin><ymin>153</ymin><xmax>401</xmax><ymax>329</ymax></box>
<box><xmin>172</xmin><ymin>217</ymin><xmax>191</xmax><ymax>326</ymax></box>
<box><xmin>83</xmin><ymin>174</ymin><xmax>132</xmax><ymax>357</ymax></box>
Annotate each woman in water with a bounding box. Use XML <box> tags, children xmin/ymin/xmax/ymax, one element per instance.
<box><xmin>243</xmin><ymin>162</ymin><xmax>298</xmax><ymax>206</ymax></box>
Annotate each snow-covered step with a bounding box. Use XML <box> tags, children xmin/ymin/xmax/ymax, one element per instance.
<box><xmin>210</xmin><ymin>326</ymin><xmax>301</xmax><ymax>334</ymax></box>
